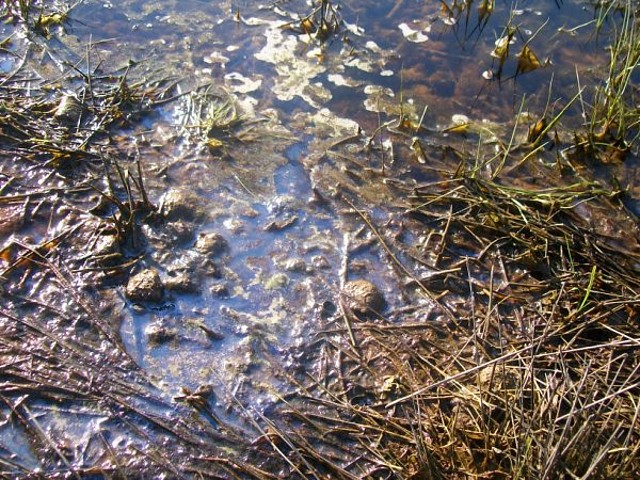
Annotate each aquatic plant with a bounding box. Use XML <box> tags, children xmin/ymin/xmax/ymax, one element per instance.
<box><xmin>586</xmin><ymin>0</ymin><xmax>640</xmax><ymax>159</ymax></box>
<box><xmin>228</xmin><ymin>2</ymin><xmax>640</xmax><ymax>476</ymax></box>
<box><xmin>281</xmin><ymin>0</ymin><xmax>342</xmax><ymax>42</ymax></box>
<box><xmin>0</xmin><ymin>0</ymin><xmax>31</xmax><ymax>24</ymax></box>
<box><xmin>179</xmin><ymin>86</ymin><xmax>241</xmax><ymax>155</ymax></box>
<box><xmin>1</xmin><ymin>0</ymin><xmax>79</xmax><ymax>37</ymax></box>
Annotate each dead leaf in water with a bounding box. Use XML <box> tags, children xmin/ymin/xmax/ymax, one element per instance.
<box><xmin>478</xmin><ymin>0</ymin><xmax>494</xmax><ymax>22</ymax></box>
<box><xmin>527</xmin><ymin>117</ymin><xmax>547</xmax><ymax>143</ymax></box>
<box><xmin>491</xmin><ymin>35</ymin><xmax>511</xmax><ymax>62</ymax></box>
<box><xmin>516</xmin><ymin>45</ymin><xmax>542</xmax><ymax>74</ymax></box>
<box><xmin>300</xmin><ymin>17</ymin><xmax>315</xmax><ymax>34</ymax></box>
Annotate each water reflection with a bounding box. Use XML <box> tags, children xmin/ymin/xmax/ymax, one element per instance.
<box><xmin>62</xmin><ymin>0</ymin><xmax>602</xmax><ymax>127</ymax></box>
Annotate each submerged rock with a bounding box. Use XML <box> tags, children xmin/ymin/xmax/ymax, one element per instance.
<box><xmin>199</xmin><ymin>259</ymin><xmax>221</xmax><ymax>277</ymax></box>
<box><xmin>161</xmin><ymin>189</ymin><xmax>205</xmax><ymax>222</ymax></box>
<box><xmin>210</xmin><ymin>283</ymin><xmax>230</xmax><ymax>297</ymax></box>
<box><xmin>53</xmin><ymin>93</ymin><xmax>85</xmax><ymax>125</ymax></box>
<box><xmin>164</xmin><ymin>272</ymin><xmax>200</xmax><ymax>294</ymax></box>
<box><xmin>341</xmin><ymin>279</ymin><xmax>385</xmax><ymax>314</ymax></box>
<box><xmin>94</xmin><ymin>232</ymin><xmax>120</xmax><ymax>257</ymax></box>
<box><xmin>195</xmin><ymin>232</ymin><xmax>228</xmax><ymax>257</ymax></box>
<box><xmin>126</xmin><ymin>268</ymin><xmax>164</xmax><ymax>302</ymax></box>
<box><xmin>92</xmin><ymin>230</ymin><xmax>122</xmax><ymax>267</ymax></box>
<box><xmin>145</xmin><ymin>322</ymin><xmax>178</xmax><ymax>345</ymax></box>
<box><xmin>166</xmin><ymin>220</ymin><xmax>196</xmax><ymax>245</ymax></box>
<box><xmin>311</xmin><ymin>255</ymin><xmax>331</xmax><ymax>270</ymax></box>
<box><xmin>283</xmin><ymin>257</ymin><xmax>310</xmax><ymax>273</ymax></box>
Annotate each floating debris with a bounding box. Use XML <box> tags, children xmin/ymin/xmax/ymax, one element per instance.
<box><xmin>264</xmin><ymin>272</ymin><xmax>289</xmax><ymax>290</ymax></box>
<box><xmin>255</xmin><ymin>24</ymin><xmax>330</xmax><ymax>107</ymax></box>
<box><xmin>224</xmin><ymin>72</ymin><xmax>262</xmax><ymax>94</ymax></box>
<box><xmin>203</xmin><ymin>50</ymin><xmax>230</xmax><ymax>66</ymax></box>
<box><xmin>516</xmin><ymin>44</ymin><xmax>543</xmax><ymax>74</ymax></box>
<box><xmin>398</xmin><ymin>22</ymin><xmax>430</xmax><ymax>43</ymax></box>
<box><xmin>327</xmin><ymin>73</ymin><xmax>362</xmax><ymax>88</ymax></box>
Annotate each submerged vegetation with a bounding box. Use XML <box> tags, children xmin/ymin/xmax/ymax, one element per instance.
<box><xmin>1</xmin><ymin>0</ymin><xmax>639</xmax><ymax>478</ymax></box>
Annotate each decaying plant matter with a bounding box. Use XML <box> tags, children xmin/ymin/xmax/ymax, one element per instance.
<box><xmin>254</xmin><ymin>164</ymin><xmax>640</xmax><ymax>479</ymax></box>
<box><xmin>1</xmin><ymin>0</ymin><xmax>639</xmax><ymax>478</ymax></box>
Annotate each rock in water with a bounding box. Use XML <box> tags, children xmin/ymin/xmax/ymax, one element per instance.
<box><xmin>342</xmin><ymin>279</ymin><xmax>385</xmax><ymax>314</ymax></box>
<box><xmin>126</xmin><ymin>268</ymin><xmax>164</xmax><ymax>302</ymax></box>
<box><xmin>195</xmin><ymin>232</ymin><xmax>228</xmax><ymax>257</ymax></box>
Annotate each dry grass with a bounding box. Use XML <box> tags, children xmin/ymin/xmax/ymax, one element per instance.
<box><xmin>1</xmin><ymin>0</ymin><xmax>639</xmax><ymax>478</ymax></box>
<box><xmin>255</xmin><ymin>170</ymin><xmax>640</xmax><ymax>478</ymax></box>
<box><xmin>246</xmin><ymin>2</ymin><xmax>640</xmax><ymax>471</ymax></box>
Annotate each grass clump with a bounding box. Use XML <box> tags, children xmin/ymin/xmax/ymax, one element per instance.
<box><xmin>178</xmin><ymin>85</ymin><xmax>243</xmax><ymax>156</ymax></box>
<box><xmin>580</xmin><ymin>0</ymin><xmax>640</xmax><ymax>163</ymax></box>
<box><xmin>252</xmin><ymin>169</ymin><xmax>640</xmax><ymax>478</ymax></box>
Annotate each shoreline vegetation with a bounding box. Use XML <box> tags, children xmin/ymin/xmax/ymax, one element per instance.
<box><xmin>1</xmin><ymin>0</ymin><xmax>639</xmax><ymax>478</ymax></box>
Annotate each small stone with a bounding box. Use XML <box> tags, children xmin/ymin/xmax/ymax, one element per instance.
<box><xmin>126</xmin><ymin>268</ymin><xmax>163</xmax><ymax>302</ymax></box>
<box><xmin>166</xmin><ymin>220</ymin><xmax>195</xmax><ymax>244</ymax></box>
<box><xmin>165</xmin><ymin>273</ymin><xmax>200</xmax><ymax>294</ymax></box>
<box><xmin>92</xmin><ymin>232</ymin><xmax>122</xmax><ymax>267</ymax></box>
<box><xmin>267</xmin><ymin>194</ymin><xmax>302</xmax><ymax>214</ymax></box>
<box><xmin>311</xmin><ymin>255</ymin><xmax>330</xmax><ymax>269</ymax></box>
<box><xmin>223</xmin><ymin>218</ymin><xmax>245</xmax><ymax>234</ymax></box>
<box><xmin>198</xmin><ymin>323</ymin><xmax>225</xmax><ymax>341</ymax></box>
<box><xmin>210</xmin><ymin>283</ymin><xmax>230</xmax><ymax>297</ymax></box>
<box><xmin>283</xmin><ymin>258</ymin><xmax>308</xmax><ymax>273</ymax></box>
<box><xmin>53</xmin><ymin>93</ymin><xmax>85</xmax><ymax>125</ymax></box>
<box><xmin>263</xmin><ymin>216</ymin><xmax>298</xmax><ymax>232</ymax></box>
<box><xmin>94</xmin><ymin>233</ymin><xmax>120</xmax><ymax>257</ymax></box>
<box><xmin>199</xmin><ymin>259</ymin><xmax>221</xmax><ymax>277</ymax></box>
<box><xmin>195</xmin><ymin>232</ymin><xmax>228</xmax><ymax>257</ymax></box>
<box><xmin>341</xmin><ymin>279</ymin><xmax>385</xmax><ymax>314</ymax></box>
<box><xmin>145</xmin><ymin>322</ymin><xmax>178</xmax><ymax>345</ymax></box>
<box><xmin>162</xmin><ymin>189</ymin><xmax>205</xmax><ymax>222</ymax></box>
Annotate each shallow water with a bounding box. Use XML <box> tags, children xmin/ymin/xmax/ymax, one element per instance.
<box><xmin>58</xmin><ymin>0</ymin><xmax>605</xmax><ymax>123</ymax></box>
<box><xmin>1</xmin><ymin>0</ymin><xmax>638</xmax><ymax>475</ymax></box>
